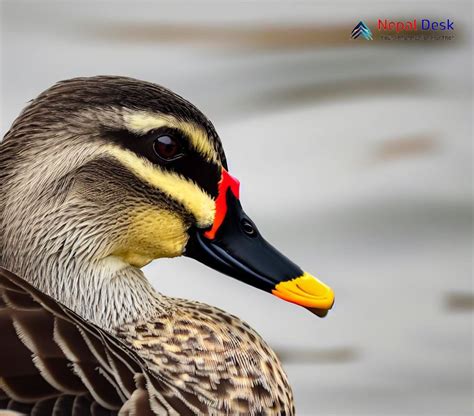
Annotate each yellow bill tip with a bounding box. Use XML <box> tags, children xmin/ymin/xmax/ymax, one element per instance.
<box><xmin>272</xmin><ymin>272</ymin><xmax>335</xmax><ymax>310</ymax></box>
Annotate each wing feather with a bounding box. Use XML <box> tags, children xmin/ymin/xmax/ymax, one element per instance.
<box><xmin>0</xmin><ymin>267</ymin><xmax>155</xmax><ymax>415</ymax></box>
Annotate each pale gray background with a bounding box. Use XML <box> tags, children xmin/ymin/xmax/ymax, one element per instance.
<box><xmin>1</xmin><ymin>1</ymin><xmax>472</xmax><ymax>415</ymax></box>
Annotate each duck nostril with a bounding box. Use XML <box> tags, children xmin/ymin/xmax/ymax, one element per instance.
<box><xmin>241</xmin><ymin>218</ymin><xmax>257</xmax><ymax>237</ymax></box>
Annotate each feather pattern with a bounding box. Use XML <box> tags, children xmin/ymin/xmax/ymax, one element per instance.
<box><xmin>0</xmin><ymin>267</ymin><xmax>154</xmax><ymax>415</ymax></box>
<box><xmin>0</xmin><ymin>266</ymin><xmax>294</xmax><ymax>415</ymax></box>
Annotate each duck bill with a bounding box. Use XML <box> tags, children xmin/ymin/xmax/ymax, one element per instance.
<box><xmin>184</xmin><ymin>169</ymin><xmax>334</xmax><ymax>317</ymax></box>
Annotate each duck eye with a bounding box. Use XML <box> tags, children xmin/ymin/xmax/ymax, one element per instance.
<box><xmin>153</xmin><ymin>135</ymin><xmax>183</xmax><ymax>161</ymax></box>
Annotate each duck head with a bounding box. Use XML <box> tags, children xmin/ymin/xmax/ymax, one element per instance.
<box><xmin>1</xmin><ymin>76</ymin><xmax>334</xmax><ymax>317</ymax></box>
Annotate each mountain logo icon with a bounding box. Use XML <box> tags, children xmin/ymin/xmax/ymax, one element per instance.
<box><xmin>351</xmin><ymin>21</ymin><xmax>373</xmax><ymax>40</ymax></box>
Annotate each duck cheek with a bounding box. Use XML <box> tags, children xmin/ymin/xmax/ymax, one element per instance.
<box><xmin>111</xmin><ymin>208</ymin><xmax>189</xmax><ymax>267</ymax></box>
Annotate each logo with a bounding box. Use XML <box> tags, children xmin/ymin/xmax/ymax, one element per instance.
<box><xmin>351</xmin><ymin>21</ymin><xmax>373</xmax><ymax>40</ymax></box>
<box><xmin>350</xmin><ymin>18</ymin><xmax>455</xmax><ymax>41</ymax></box>
<box><xmin>378</xmin><ymin>19</ymin><xmax>454</xmax><ymax>33</ymax></box>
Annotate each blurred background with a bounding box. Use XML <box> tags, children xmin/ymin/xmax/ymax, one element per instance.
<box><xmin>1</xmin><ymin>1</ymin><xmax>472</xmax><ymax>414</ymax></box>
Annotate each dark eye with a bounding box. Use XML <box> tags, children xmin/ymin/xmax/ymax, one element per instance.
<box><xmin>153</xmin><ymin>135</ymin><xmax>183</xmax><ymax>162</ymax></box>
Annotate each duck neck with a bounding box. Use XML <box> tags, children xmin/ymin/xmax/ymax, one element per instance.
<box><xmin>2</xmin><ymin>252</ymin><xmax>168</xmax><ymax>331</ymax></box>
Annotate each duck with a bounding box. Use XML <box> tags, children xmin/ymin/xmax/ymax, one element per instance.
<box><xmin>0</xmin><ymin>76</ymin><xmax>335</xmax><ymax>416</ymax></box>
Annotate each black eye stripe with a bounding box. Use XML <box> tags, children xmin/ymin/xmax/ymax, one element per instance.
<box><xmin>169</xmin><ymin>153</ymin><xmax>220</xmax><ymax>198</ymax></box>
<box><xmin>104</xmin><ymin>127</ymin><xmax>220</xmax><ymax>198</ymax></box>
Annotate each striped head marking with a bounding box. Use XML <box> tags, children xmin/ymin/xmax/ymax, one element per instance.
<box><xmin>102</xmin><ymin>111</ymin><xmax>227</xmax><ymax>266</ymax></box>
<box><xmin>2</xmin><ymin>76</ymin><xmax>227</xmax><ymax>268</ymax></box>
